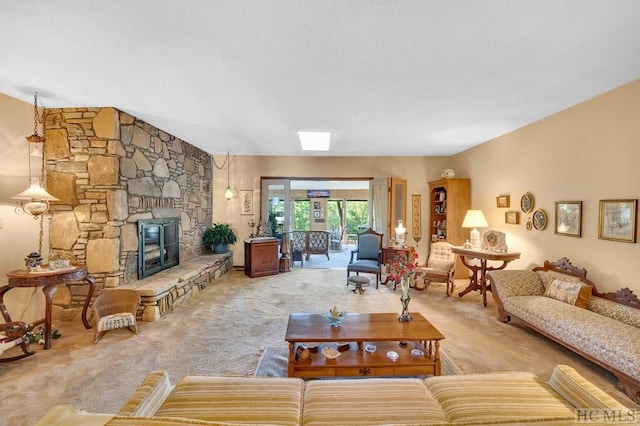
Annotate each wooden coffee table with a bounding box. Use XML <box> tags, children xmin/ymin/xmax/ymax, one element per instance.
<box><xmin>284</xmin><ymin>312</ymin><xmax>444</xmax><ymax>378</ymax></box>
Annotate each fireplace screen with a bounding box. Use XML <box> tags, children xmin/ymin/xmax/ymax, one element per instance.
<box><xmin>138</xmin><ymin>218</ymin><xmax>180</xmax><ymax>279</ymax></box>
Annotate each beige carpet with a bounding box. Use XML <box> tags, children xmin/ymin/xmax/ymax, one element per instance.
<box><xmin>0</xmin><ymin>268</ymin><xmax>636</xmax><ymax>426</ymax></box>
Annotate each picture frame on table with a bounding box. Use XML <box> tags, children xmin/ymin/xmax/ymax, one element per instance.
<box><xmin>496</xmin><ymin>195</ymin><xmax>510</xmax><ymax>208</ymax></box>
<box><xmin>555</xmin><ymin>201</ymin><xmax>582</xmax><ymax>237</ymax></box>
<box><xmin>598</xmin><ymin>199</ymin><xmax>638</xmax><ymax>243</ymax></box>
<box><xmin>505</xmin><ymin>211</ymin><xmax>520</xmax><ymax>225</ymax></box>
<box><xmin>239</xmin><ymin>190</ymin><xmax>253</xmax><ymax>215</ymax></box>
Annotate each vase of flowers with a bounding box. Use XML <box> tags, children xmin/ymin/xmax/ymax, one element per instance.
<box><xmin>388</xmin><ymin>251</ymin><xmax>419</xmax><ymax>322</ymax></box>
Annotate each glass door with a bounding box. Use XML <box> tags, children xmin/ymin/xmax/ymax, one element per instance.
<box><xmin>261</xmin><ymin>179</ymin><xmax>290</xmax><ymax>239</ymax></box>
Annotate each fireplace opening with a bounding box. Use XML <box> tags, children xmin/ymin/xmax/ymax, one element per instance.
<box><xmin>138</xmin><ymin>218</ymin><xmax>180</xmax><ymax>279</ymax></box>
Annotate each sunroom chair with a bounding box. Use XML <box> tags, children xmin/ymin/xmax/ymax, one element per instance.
<box><xmin>347</xmin><ymin>228</ymin><xmax>383</xmax><ymax>288</ymax></box>
<box><xmin>0</xmin><ymin>321</ymin><xmax>34</xmax><ymax>362</ymax></box>
<box><xmin>92</xmin><ymin>288</ymin><xmax>141</xmax><ymax>344</ymax></box>
<box><xmin>415</xmin><ymin>241</ymin><xmax>456</xmax><ymax>295</ymax></box>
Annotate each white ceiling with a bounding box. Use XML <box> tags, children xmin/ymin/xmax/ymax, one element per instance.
<box><xmin>1</xmin><ymin>1</ymin><xmax>639</xmax><ymax>157</ymax></box>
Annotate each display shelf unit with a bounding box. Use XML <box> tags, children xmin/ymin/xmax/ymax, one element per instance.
<box><xmin>428</xmin><ymin>178</ymin><xmax>470</xmax><ymax>279</ymax></box>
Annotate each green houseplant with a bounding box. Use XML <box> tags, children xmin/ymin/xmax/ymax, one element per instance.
<box><xmin>203</xmin><ymin>223</ymin><xmax>237</xmax><ymax>254</ymax></box>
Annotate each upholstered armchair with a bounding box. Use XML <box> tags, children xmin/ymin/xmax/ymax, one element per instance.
<box><xmin>416</xmin><ymin>241</ymin><xmax>456</xmax><ymax>295</ymax></box>
<box><xmin>346</xmin><ymin>228</ymin><xmax>383</xmax><ymax>288</ymax></box>
<box><xmin>0</xmin><ymin>321</ymin><xmax>34</xmax><ymax>362</ymax></box>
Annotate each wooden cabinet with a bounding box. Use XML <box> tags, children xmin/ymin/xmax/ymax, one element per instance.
<box><xmin>428</xmin><ymin>178</ymin><xmax>470</xmax><ymax>279</ymax></box>
<box><xmin>244</xmin><ymin>238</ymin><xmax>279</xmax><ymax>278</ymax></box>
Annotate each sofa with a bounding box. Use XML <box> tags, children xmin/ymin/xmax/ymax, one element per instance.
<box><xmin>37</xmin><ymin>364</ymin><xmax>634</xmax><ymax>425</ymax></box>
<box><xmin>487</xmin><ymin>257</ymin><xmax>640</xmax><ymax>405</ymax></box>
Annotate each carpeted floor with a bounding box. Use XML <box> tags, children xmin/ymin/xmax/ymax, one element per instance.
<box><xmin>0</xmin><ymin>268</ymin><xmax>636</xmax><ymax>426</ymax></box>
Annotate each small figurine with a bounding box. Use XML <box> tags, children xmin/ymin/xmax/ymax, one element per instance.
<box><xmin>25</xmin><ymin>252</ymin><xmax>43</xmax><ymax>271</ymax></box>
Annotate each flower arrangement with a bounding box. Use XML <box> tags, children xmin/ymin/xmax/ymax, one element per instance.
<box><xmin>26</xmin><ymin>324</ymin><xmax>61</xmax><ymax>344</ymax></box>
<box><xmin>388</xmin><ymin>251</ymin><xmax>420</xmax><ymax>299</ymax></box>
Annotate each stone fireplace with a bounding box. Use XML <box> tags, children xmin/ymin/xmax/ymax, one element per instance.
<box><xmin>44</xmin><ymin>107</ymin><xmax>213</xmax><ymax>301</ymax></box>
<box><xmin>138</xmin><ymin>218</ymin><xmax>180</xmax><ymax>279</ymax></box>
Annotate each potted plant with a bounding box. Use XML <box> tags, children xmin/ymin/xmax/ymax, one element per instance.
<box><xmin>203</xmin><ymin>223</ymin><xmax>237</xmax><ymax>254</ymax></box>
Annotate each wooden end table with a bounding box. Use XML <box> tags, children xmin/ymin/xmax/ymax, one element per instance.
<box><xmin>2</xmin><ymin>264</ymin><xmax>95</xmax><ymax>349</ymax></box>
<box><xmin>451</xmin><ymin>246</ymin><xmax>521</xmax><ymax>307</ymax></box>
<box><xmin>285</xmin><ymin>312</ymin><xmax>444</xmax><ymax>379</ymax></box>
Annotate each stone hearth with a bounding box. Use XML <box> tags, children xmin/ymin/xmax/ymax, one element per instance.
<box><xmin>44</xmin><ymin>107</ymin><xmax>215</xmax><ymax>319</ymax></box>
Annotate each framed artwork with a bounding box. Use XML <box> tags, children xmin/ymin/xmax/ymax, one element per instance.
<box><xmin>313</xmin><ymin>211</ymin><xmax>321</xmax><ymax>219</ymax></box>
<box><xmin>533</xmin><ymin>209</ymin><xmax>548</xmax><ymax>230</ymax></box>
<box><xmin>555</xmin><ymin>201</ymin><xmax>582</xmax><ymax>237</ymax></box>
<box><xmin>496</xmin><ymin>195</ymin><xmax>510</xmax><ymax>208</ymax></box>
<box><xmin>505</xmin><ymin>211</ymin><xmax>520</xmax><ymax>224</ymax></box>
<box><xmin>239</xmin><ymin>190</ymin><xmax>253</xmax><ymax>215</ymax></box>
<box><xmin>599</xmin><ymin>199</ymin><xmax>638</xmax><ymax>243</ymax></box>
<box><xmin>520</xmin><ymin>192</ymin><xmax>535</xmax><ymax>213</ymax></box>
<box><xmin>411</xmin><ymin>194</ymin><xmax>422</xmax><ymax>245</ymax></box>
<box><xmin>313</xmin><ymin>201</ymin><xmax>321</xmax><ymax>209</ymax></box>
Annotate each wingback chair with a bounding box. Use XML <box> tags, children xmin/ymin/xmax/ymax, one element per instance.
<box><xmin>416</xmin><ymin>241</ymin><xmax>456</xmax><ymax>295</ymax></box>
<box><xmin>347</xmin><ymin>228</ymin><xmax>383</xmax><ymax>288</ymax></box>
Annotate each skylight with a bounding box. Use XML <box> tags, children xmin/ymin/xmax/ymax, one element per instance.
<box><xmin>298</xmin><ymin>131</ymin><xmax>331</xmax><ymax>151</ymax></box>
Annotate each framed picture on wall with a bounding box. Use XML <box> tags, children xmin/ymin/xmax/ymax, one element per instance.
<box><xmin>313</xmin><ymin>201</ymin><xmax>321</xmax><ymax>209</ymax></box>
<box><xmin>313</xmin><ymin>211</ymin><xmax>321</xmax><ymax>219</ymax></box>
<box><xmin>598</xmin><ymin>199</ymin><xmax>637</xmax><ymax>243</ymax></box>
<box><xmin>239</xmin><ymin>190</ymin><xmax>253</xmax><ymax>215</ymax></box>
<box><xmin>555</xmin><ymin>201</ymin><xmax>582</xmax><ymax>237</ymax></box>
<box><xmin>505</xmin><ymin>211</ymin><xmax>520</xmax><ymax>224</ymax></box>
<box><xmin>496</xmin><ymin>195</ymin><xmax>510</xmax><ymax>208</ymax></box>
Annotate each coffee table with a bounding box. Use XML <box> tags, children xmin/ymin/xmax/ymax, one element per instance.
<box><xmin>284</xmin><ymin>312</ymin><xmax>444</xmax><ymax>378</ymax></box>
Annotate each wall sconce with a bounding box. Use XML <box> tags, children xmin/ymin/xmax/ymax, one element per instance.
<box><xmin>12</xmin><ymin>93</ymin><xmax>58</xmax><ymax>218</ymax></box>
<box><xmin>461</xmin><ymin>210</ymin><xmax>488</xmax><ymax>248</ymax></box>
<box><xmin>394</xmin><ymin>220</ymin><xmax>406</xmax><ymax>247</ymax></box>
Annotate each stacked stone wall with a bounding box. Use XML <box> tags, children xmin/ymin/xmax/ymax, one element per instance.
<box><xmin>44</xmin><ymin>107</ymin><xmax>213</xmax><ymax>300</ymax></box>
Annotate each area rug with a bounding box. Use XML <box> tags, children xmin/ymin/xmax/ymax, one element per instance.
<box><xmin>254</xmin><ymin>346</ymin><xmax>463</xmax><ymax>377</ymax></box>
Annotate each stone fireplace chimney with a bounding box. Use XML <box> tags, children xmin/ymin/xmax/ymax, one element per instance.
<box><xmin>44</xmin><ymin>107</ymin><xmax>212</xmax><ymax>297</ymax></box>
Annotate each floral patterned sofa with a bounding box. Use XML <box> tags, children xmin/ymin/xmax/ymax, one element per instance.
<box><xmin>36</xmin><ymin>365</ymin><xmax>633</xmax><ymax>425</ymax></box>
<box><xmin>487</xmin><ymin>257</ymin><xmax>640</xmax><ymax>404</ymax></box>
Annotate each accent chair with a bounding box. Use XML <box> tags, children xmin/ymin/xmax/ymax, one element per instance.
<box><xmin>416</xmin><ymin>241</ymin><xmax>456</xmax><ymax>295</ymax></box>
<box><xmin>346</xmin><ymin>228</ymin><xmax>383</xmax><ymax>288</ymax></box>
<box><xmin>0</xmin><ymin>321</ymin><xmax>33</xmax><ymax>362</ymax></box>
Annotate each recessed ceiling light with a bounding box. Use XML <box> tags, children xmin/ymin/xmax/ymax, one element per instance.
<box><xmin>298</xmin><ymin>131</ymin><xmax>330</xmax><ymax>151</ymax></box>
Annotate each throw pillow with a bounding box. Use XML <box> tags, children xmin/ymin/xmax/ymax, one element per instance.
<box><xmin>544</xmin><ymin>279</ymin><xmax>593</xmax><ymax>308</ymax></box>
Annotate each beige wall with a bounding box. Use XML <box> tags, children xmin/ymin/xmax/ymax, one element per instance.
<box><xmin>450</xmin><ymin>79</ymin><xmax>640</xmax><ymax>293</ymax></box>
<box><xmin>0</xmin><ymin>93</ymin><xmax>48</xmax><ymax>322</ymax></box>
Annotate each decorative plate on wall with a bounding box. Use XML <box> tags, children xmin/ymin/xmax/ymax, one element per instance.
<box><xmin>533</xmin><ymin>209</ymin><xmax>548</xmax><ymax>230</ymax></box>
<box><xmin>521</xmin><ymin>192</ymin><xmax>535</xmax><ymax>213</ymax></box>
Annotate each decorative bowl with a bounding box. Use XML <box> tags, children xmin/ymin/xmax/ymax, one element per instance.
<box><xmin>322</xmin><ymin>310</ymin><xmax>347</xmax><ymax>327</ymax></box>
<box><xmin>322</xmin><ymin>347</ymin><xmax>341</xmax><ymax>359</ymax></box>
